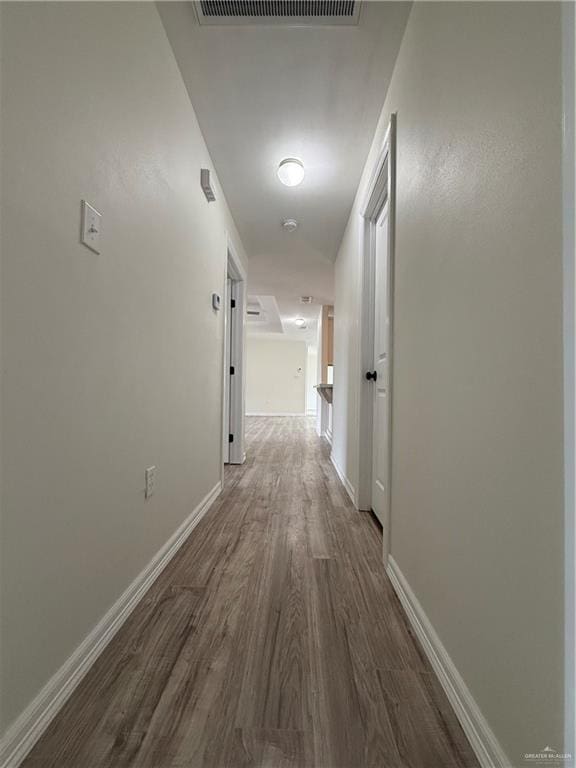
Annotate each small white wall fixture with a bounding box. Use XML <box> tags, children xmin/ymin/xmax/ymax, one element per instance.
<box><xmin>356</xmin><ymin>113</ymin><xmax>397</xmax><ymax>565</ymax></box>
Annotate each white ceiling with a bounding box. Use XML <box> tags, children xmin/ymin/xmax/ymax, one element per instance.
<box><xmin>159</xmin><ymin>1</ymin><xmax>411</xmax><ymax>344</ymax></box>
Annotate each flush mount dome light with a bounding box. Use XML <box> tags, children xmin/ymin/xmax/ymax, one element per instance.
<box><xmin>282</xmin><ymin>218</ymin><xmax>298</xmax><ymax>232</ymax></box>
<box><xmin>294</xmin><ymin>317</ymin><xmax>306</xmax><ymax>327</ymax></box>
<box><xmin>277</xmin><ymin>158</ymin><xmax>305</xmax><ymax>187</ymax></box>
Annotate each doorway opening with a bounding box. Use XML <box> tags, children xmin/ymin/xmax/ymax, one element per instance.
<box><xmin>222</xmin><ymin>242</ymin><xmax>247</xmax><ymax>467</ymax></box>
<box><xmin>357</xmin><ymin>114</ymin><xmax>397</xmax><ymax>564</ymax></box>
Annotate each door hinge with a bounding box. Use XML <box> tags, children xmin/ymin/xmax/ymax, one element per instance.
<box><xmin>230</xmin><ymin>298</ymin><xmax>236</xmax><ymax>308</ymax></box>
<box><xmin>230</xmin><ymin>365</ymin><xmax>235</xmax><ymax>375</ymax></box>
<box><xmin>229</xmin><ymin>433</ymin><xmax>234</xmax><ymax>443</ymax></box>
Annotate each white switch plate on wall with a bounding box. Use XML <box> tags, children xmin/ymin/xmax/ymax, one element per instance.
<box><xmin>145</xmin><ymin>466</ymin><xmax>156</xmax><ymax>499</ymax></box>
<box><xmin>80</xmin><ymin>200</ymin><xmax>102</xmax><ymax>254</ymax></box>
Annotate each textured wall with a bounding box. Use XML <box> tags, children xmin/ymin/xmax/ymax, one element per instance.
<box><xmin>0</xmin><ymin>1</ymin><xmax>247</xmax><ymax>733</ymax></box>
<box><xmin>246</xmin><ymin>338</ymin><xmax>307</xmax><ymax>415</ymax></box>
<box><xmin>333</xmin><ymin>2</ymin><xmax>565</xmax><ymax>761</ymax></box>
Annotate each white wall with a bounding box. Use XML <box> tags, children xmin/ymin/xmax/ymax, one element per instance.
<box><xmin>305</xmin><ymin>346</ymin><xmax>318</xmax><ymax>415</ymax></box>
<box><xmin>0</xmin><ymin>1</ymin><xmax>248</xmax><ymax>736</ymax></box>
<box><xmin>332</xmin><ymin>2</ymin><xmax>565</xmax><ymax>763</ymax></box>
<box><xmin>246</xmin><ymin>338</ymin><xmax>306</xmax><ymax>415</ymax></box>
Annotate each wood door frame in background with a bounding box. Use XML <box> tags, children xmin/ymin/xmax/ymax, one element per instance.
<box><xmin>222</xmin><ymin>238</ymin><xmax>247</xmax><ymax>471</ymax></box>
<box><xmin>357</xmin><ymin>113</ymin><xmax>397</xmax><ymax>566</ymax></box>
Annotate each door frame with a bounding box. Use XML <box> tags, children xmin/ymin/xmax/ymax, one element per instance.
<box><xmin>222</xmin><ymin>237</ymin><xmax>247</xmax><ymax>471</ymax></box>
<box><xmin>223</xmin><ymin>276</ymin><xmax>233</xmax><ymax>464</ymax></box>
<box><xmin>561</xmin><ymin>1</ymin><xmax>575</xmax><ymax>755</ymax></box>
<box><xmin>357</xmin><ymin>113</ymin><xmax>397</xmax><ymax>565</ymax></box>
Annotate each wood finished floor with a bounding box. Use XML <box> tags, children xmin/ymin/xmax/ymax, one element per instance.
<box><xmin>23</xmin><ymin>416</ymin><xmax>479</xmax><ymax>768</ymax></box>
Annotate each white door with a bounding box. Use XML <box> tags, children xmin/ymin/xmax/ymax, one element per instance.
<box><xmin>370</xmin><ymin>203</ymin><xmax>391</xmax><ymax>533</ymax></box>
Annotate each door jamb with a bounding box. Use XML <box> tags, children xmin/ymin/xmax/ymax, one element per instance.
<box><xmin>223</xmin><ymin>276</ymin><xmax>232</xmax><ymax>464</ymax></box>
<box><xmin>561</xmin><ymin>1</ymin><xmax>575</xmax><ymax>756</ymax></box>
<box><xmin>222</xmin><ymin>237</ymin><xmax>247</xmax><ymax>473</ymax></box>
<box><xmin>357</xmin><ymin>113</ymin><xmax>397</xmax><ymax>566</ymax></box>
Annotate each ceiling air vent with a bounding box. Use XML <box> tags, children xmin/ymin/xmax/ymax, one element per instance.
<box><xmin>194</xmin><ymin>0</ymin><xmax>361</xmax><ymax>26</ymax></box>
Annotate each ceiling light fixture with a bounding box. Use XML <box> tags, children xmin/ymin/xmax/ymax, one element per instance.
<box><xmin>277</xmin><ymin>158</ymin><xmax>305</xmax><ymax>187</ymax></box>
<box><xmin>282</xmin><ymin>218</ymin><xmax>298</xmax><ymax>232</ymax></box>
<box><xmin>294</xmin><ymin>317</ymin><xmax>306</xmax><ymax>327</ymax></box>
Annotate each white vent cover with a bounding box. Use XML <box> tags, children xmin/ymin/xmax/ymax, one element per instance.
<box><xmin>300</xmin><ymin>296</ymin><xmax>314</xmax><ymax>304</ymax></box>
<box><xmin>194</xmin><ymin>0</ymin><xmax>361</xmax><ymax>26</ymax></box>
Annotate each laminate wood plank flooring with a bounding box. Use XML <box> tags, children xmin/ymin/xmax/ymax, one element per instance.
<box><xmin>22</xmin><ymin>416</ymin><xmax>479</xmax><ymax>768</ymax></box>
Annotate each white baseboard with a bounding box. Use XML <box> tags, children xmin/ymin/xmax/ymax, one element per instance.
<box><xmin>386</xmin><ymin>556</ymin><xmax>510</xmax><ymax>768</ymax></box>
<box><xmin>0</xmin><ymin>481</ymin><xmax>222</xmax><ymax>768</ymax></box>
<box><xmin>245</xmin><ymin>412</ymin><xmax>306</xmax><ymax>417</ymax></box>
<box><xmin>329</xmin><ymin>452</ymin><xmax>357</xmax><ymax>507</ymax></box>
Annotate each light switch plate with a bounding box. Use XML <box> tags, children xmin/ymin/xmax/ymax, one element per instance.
<box><xmin>145</xmin><ymin>466</ymin><xmax>156</xmax><ymax>499</ymax></box>
<box><xmin>81</xmin><ymin>200</ymin><xmax>102</xmax><ymax>254</ymax></box>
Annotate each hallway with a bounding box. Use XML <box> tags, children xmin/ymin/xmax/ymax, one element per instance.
<box><xmin>1</xmin><ymin>2</ymin><xmax>572</xmax><ymax>764</ymax></box>
<box><xmin>22</xmin><ymin>418</ymin><xmax>478</xmax><ymax>768</ymax></box>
